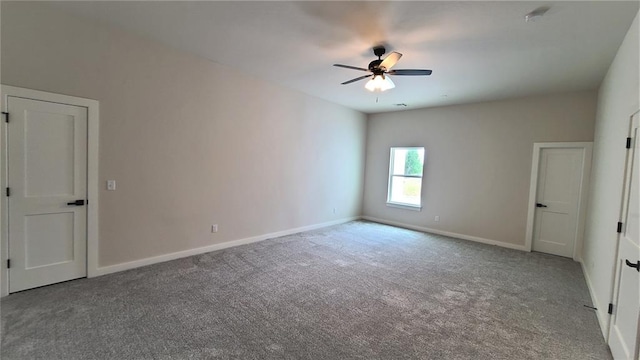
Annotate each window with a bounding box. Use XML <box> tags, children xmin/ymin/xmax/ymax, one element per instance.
<box><xmin>387</xmin><ymin>147</ymin><xmax>425</xmax><ymax>210</ymax></box>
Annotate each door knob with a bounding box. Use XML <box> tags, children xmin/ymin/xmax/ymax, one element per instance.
<box><xmin>66</xmin><ymin>200</ymin><xmax>85</xmax><ymax>206</ymax></box>
<box><xmin>625</xmin><ymin>259</ymin><xmax>640</xmax><ymax>272</ymax></box>
<box><xmin>536</xmin><ymin>203</ymin><xmax>548</xmax><ymax>208</ymax></box>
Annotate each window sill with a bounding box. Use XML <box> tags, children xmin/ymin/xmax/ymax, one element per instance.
<box><xmin>386</xmin><ymin>202</ymin><xmax>422</xmax><ymax>211</ymax></box>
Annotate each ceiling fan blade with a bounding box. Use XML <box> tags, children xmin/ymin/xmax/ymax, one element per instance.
<box><xmin>387</xmin><ymin>69</ymin><xmax>433</xmax><ymax>76</ymax></box>
<box><xmin>333</xmin><ymin>64</ymin><xmax>370</xmax><ymax>72</ymax></box>
<box><xmin>379</xmin><ymin>52</ymin><xmax>402</xmax><ymax>70</ymax></box>
<box><xmin>341</xmin><ymin>74</ymin><xmax>373</xmax><ymax>85</ymax></box>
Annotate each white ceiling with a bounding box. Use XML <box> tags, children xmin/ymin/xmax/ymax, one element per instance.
<box><xmin>50</xmin><ymin>1</ymin><xmax>639</xmax><ymax>114</ymax></box>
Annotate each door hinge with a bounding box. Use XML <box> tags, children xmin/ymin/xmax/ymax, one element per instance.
<box><xmin>627</xmin><ymin>137</ymin><xmax>632</xmax><ymax>149</ymax></box>
<box><xmin>6</xmin><ymin>259</ymin><xmax>10</xmax><ymax>269</ymax></box>
<box><xmin>5</xmin><ymin>188</ymin><xmax>10</xmax><ymax>197</ymax></box>
<box><xmin>608</xmin><ymin>303</ymin><xmax>614</xmax><ymax>314</ymax></box>
<box><xmin>2</xmin><ymin>112</ymin><xmax>8</xmax><ymax>123</ymax></box>
<box><xmin>617</xmin><ymin>222</ymin><xmax>623</xmax><ymax>233</ymax></box>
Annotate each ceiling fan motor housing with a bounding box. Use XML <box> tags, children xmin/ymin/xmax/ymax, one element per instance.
<box><xmin>368</xmin><ymin>59</ymin><xmax>383</xmax><ymax>72</ymax></box>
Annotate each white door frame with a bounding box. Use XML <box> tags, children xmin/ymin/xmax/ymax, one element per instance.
<box><xmin>0</xmin><ymin>85</ymin><xmax>100</xmax><ymax>296</ymax></box>
<box><xmin>525</xmin><ymin>142</ymin><xmax>593</xmax><ymax>261</ymax></box>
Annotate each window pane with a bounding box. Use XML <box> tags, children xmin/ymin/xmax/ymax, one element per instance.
<box><xmin>392</xmin><ymin>148</ymin><xmax>407</xmax><ymax>175</ymax></box>
<box><xmin>404</xmin><ymin>149</ymin><xmax>424</xmax><ymax>176</ymax></box>
<box><xmin>390</xmin><ymin>176</ymin><xmax>422</xmax><ymax>206</ymax></box>
<box><xmin>392</xmin><ymin>148</ymin><xmax>424</xmax><ymax>176</ymax></box>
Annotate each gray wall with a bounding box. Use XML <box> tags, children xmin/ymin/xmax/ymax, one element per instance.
<box><xmin>1</xmin><ymin>2</ymin><xmax>366</xmax><ymax>267</ymax></box>
<box><xmin>582</xmin><ymin>11</ymin><xmax>639</xmax><ymax>337</ymax></box>
<box><xmin>364</xmin><ymin>91</ymin><xmax>597</xmax><ymax>247</ymax></box>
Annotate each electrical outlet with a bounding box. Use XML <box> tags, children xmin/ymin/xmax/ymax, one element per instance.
<box><xmin>434</xmin><ymin>216</ymin><xmax>440</xmax><ymax>222</ymax></box>
<box><xmin>106</xmin><ymin>180</ymin><xmax>116</xmax><ymax>191</ymax></box>
<box><xmin>211</xmin><ymin>224</ymin><xmax>218</xmax><ymax>233</ymax></box>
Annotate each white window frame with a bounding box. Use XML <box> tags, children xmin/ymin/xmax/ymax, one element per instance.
<box><xmin>386</xmin><ymin>147</ymin><xmax>424</xmax><ymax>211</ymax></box>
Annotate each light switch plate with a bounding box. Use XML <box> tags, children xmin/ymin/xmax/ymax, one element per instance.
<box><xmin>107</xmin><ymin>180</ymin><xmax>116</xmax><ymax>191</ymax></box>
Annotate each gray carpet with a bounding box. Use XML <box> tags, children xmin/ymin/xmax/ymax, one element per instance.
<box><xmin>1</xmin><ymin>220</ymin><xmax>610</xmax><ymax>359</ymax></box>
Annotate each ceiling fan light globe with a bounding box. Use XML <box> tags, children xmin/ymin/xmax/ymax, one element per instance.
<box><xmin>364</xmin><ymin>78</ymin><xmax>378</xmax><ymax>91</ymax></box>
<box><xmin>365</xmin><ymin>74</ymin><xmax>395</xmax><ymax>92</ymax></box>
<box><xmin>382</xmin><ymin>76</ymin><xmax>395</xmax><ymax>91</ymax></box>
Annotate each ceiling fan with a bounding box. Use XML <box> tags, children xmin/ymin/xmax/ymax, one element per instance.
<box><xmin>334</xmin><ymin>46</ymin><xmax>432</xmax><ymax>92</ymax></box>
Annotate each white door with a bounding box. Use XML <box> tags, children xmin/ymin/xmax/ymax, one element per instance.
<box><xmin>7</xmin><ymin>96</ymin><xmax>87</xmax><ymax>293</ymax></box>
<box><xmin>609</xmin><ymin>112</ymin><xmax>640</xmax><ymax>360</ymax></box>
<box><xmin>532</xmin><ymin>147</ymin><xmax>586</xmax><ymax>258</ymax></box>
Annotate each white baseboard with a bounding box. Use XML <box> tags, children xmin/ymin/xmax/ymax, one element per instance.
<box><xmin>93</xmin><ymin>215</ymin><xmax>528</xmax><ymax>278</ymax></box>
<box><xmin>92</xmin><ymin>216</ymin><xmax>360</xmax><ymax>277</ymax></box>
<box><xmin>361</xmin><ymin>216</ymin><xmax>528</xmax><ymax>251</ymax></box>
<box><xmin>580</xmin><ymin>259</ymin><xmax>609</xmax><ymax>340</ymax></box>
